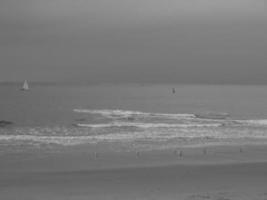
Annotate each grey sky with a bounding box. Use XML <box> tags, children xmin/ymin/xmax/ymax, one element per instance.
<box><xmin>0</xmin><ymin>0</ymin><xmax>266</xmax><ymax>83</ymax></box>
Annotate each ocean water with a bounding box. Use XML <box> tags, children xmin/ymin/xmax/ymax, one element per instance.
<box><xmin>1</xmin><ymin>84</ymin><xmax>267</xmax><ymax>152</ymax></box>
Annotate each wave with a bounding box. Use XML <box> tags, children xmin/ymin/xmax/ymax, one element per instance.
<box><xmin>75</xmin><ymin>122</ymin><xmax>222</xmax><ymax>128</ymax></box>
<box><xmin>240</xmin><ymin>119</ymin><xmax>267</xmax><ymax>126</ymax></box>
<box><xmin>73</xmin><ymin>109</ymin><xmax>195</xmax><ymax>119</ymax></box>
<box><xmin>73</xmin><ymin>109</ymin><xmax>267</xmax><ymax>127</ymax></box>
<box><xmin>0</xmin><ymin>135</ymin><xmax>94</xmax><ymax>145</ymax></box>
<box><xmin>2</xmin><ymin>122</ymin><xmax>267</xmax><ymax>146</ymax></box>
<box><xmin>2</xmin><ymin>128</ymin><xmax>267</xmax><ymax>146</ymax></box>
<box><xmin>73</xmin><ymin>109</ymin><xmax>233</xmax><ymax>122</ymax></box>
<box><xmin>216</xmin><ymin>119</ymin><xmax>267</xmax><ymax>127</ymax></box>
<box><xmin>195</xmin><ymin>112</ymin><xmax>230</xmax><ymax>120</ymax></box>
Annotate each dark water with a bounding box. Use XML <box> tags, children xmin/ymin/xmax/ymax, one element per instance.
<box><xmin>1</xmin><ymin>84</ymin><xmax>267</xmax><ymax>151</ymax></box>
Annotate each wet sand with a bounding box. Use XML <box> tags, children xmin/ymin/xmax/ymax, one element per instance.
<box><xmin>1</xmin><ymin>144</ymin><xmax>267</xmax><ymax>200</ymax></box>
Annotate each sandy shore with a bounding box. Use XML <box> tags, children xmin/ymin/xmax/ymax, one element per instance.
<box><xmin>1</xmin><ymin>144</ymin><xmax>267</xmax><ymax>199</ymax></box>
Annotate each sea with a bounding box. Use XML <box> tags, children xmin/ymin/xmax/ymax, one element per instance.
<box><xmin>1</xmin><ymin>83</ymin><xmax>267</xmax><ymax>153</ymax></box>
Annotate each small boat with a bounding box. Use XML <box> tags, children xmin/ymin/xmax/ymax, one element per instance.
<box><xmin>21</xmin><ymin>80</ymin><xmax>29</xmax><ymax>91</ymax></box>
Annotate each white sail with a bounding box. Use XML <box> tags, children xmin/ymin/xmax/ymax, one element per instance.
<box><xmin>21</xmin><ymin>80</ymin><xmax>29</xmax><ymax>90</ymax></box>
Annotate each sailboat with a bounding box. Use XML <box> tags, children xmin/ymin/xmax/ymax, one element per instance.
<box><xmin>21</xmin><ymin>80</ymin><xmax>29</xmax><ymax>91</ymax></box>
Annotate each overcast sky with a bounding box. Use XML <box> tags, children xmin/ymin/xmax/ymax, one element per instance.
<box><xmin>0</xmin><ymin>0</ymin><xmax>266</xmax><ymax>83</ymax></box>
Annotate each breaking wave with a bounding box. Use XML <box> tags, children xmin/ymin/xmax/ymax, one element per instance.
<box><xmin>225</xmin><ymin>119</ymin><xmax>267</xmax><ymax>127</ymax></box>
<box><xmin>75</xmin><ymin>122</ymin><xmax>222</xmax><ymax>128</ymax></box>
<box><xmin>1</xmin><ymin>109</ymin><xmax>267</xmax><ymax>148</ymax></box>
<box><xmin>73</xmin><ymin>109</ymin><xmax>195</xmax><ymax>119</ymax></box>
<box><xmin>1</xmin><ymin>127</ymin><xmax>267</xmax><ymax>146</ymax></box>
<box><xmin>244</xmin><ymin>120</ymin><xmax>267</xmax><ymax>126</ymax></box>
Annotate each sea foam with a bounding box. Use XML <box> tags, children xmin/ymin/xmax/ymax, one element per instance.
<box><xmin>76</xmin><ymin>122</ymin><xmax>222</xmax><ymax>129</ymax></box>
<box><xmin>73</xmin><ymin>109</ymin><xmax>195</xmax><ymax>119</ymax></box>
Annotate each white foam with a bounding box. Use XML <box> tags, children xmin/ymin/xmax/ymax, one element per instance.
<box><xmin>195</xmin><ymin>112</ymin><xmax>230</xmax><ymax>120</ymax></box>
<box><xmin>245</xmin><ymin>119</ymin><xmax>267</xmax><ymax>126</ymax></box>
<box><xmin>76</xmin><ymin>122</ymin><xmax>222</xmax><ymax>129</ymax></box>
<box><xmin>1</xmin><ymin>128</ymin><xmax>267</xmax><ymax>147</ymax></box>
<box><xmin>0</xmin><ymin>135</ymin><xmax>97</xmax><ymax>146</ymax></box>
<box><xmin>73</xmin><ymin>109</ymin><xmax>195</xmax><ymax>119</ymax></box>
<box><xmin>2</xmin><ymin>124</ymin><xmax>267</xmax><ymax>146</ymax></box>
<box><xmin>229</xmin><ymin>119</ymin><xmax>267</xmax><ymax>126</ymax></box>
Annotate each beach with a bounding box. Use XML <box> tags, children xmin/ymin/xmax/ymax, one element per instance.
<box><xmin>1</xmin><ymin>144</ymin><xmax>267</xmax><ymax>200</ymax></box>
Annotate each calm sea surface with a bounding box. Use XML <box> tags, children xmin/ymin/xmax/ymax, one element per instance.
<box><xmin>1</xmin><ymin>84</ymin><xmax>267</xmax><ymax>152</ymax></box>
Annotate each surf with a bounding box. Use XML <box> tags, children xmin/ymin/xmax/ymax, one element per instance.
<box><xmin>73</xmin><ymin>109</ymin><xmax>196</xmax><ymax>119</ymax></box>
<box><xmin>75</xmin><ymin>122</ymin><xmax>222</xmax><ymax>129</ymax></box>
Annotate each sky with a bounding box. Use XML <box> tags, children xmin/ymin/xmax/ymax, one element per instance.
<box><xmin>0</xmin><ymin>0</ymin><xmax>266</xmax><ymax>84</ymax></box>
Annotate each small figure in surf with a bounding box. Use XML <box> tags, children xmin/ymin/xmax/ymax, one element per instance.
<box><xmin>172</xmin><ymin>88</ymin><xmax>176</xmax><ymax>94</ymax></box>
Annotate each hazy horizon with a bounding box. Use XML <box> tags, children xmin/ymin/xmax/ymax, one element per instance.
<box><xmin>0</xmin><ymin>0</ymin><xmax>266</xmax><ymax>84</ymax></box>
